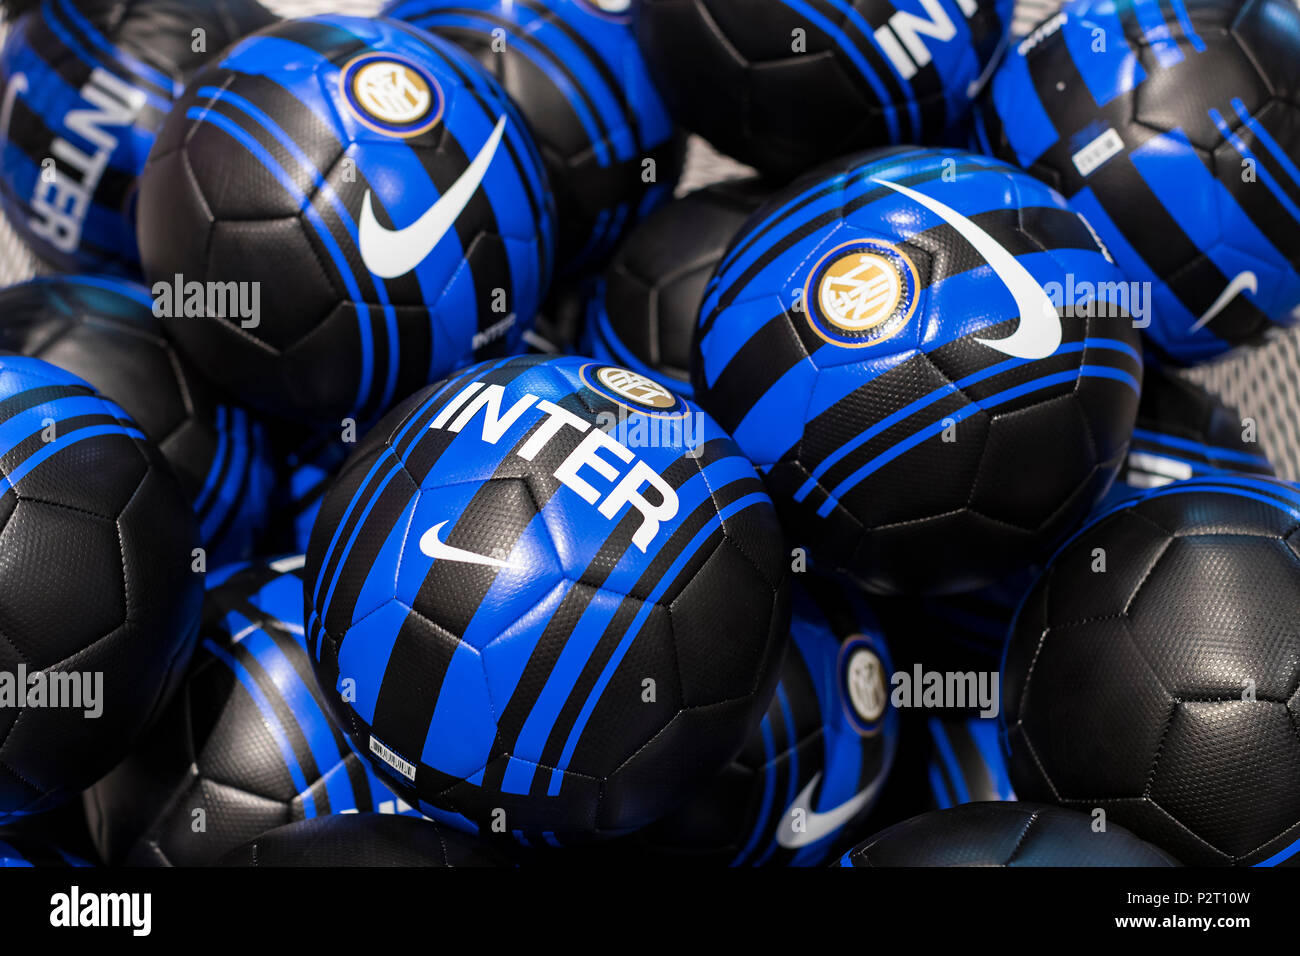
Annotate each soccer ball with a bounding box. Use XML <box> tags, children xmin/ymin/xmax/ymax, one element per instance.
<box><xmin>692</xmin><ymin>147</ymin><xmax>1143</xmax><ymax>595</ymax></box>
<box><xmin>838</xmin><ymin>802</ymin><xmax>1176</xmax><ymax>865</ymax></box>
<box><xmin>633</xmin><ymin>0</ymin><xmax>1015</xmax><ymax>179</ymax></box>
<box><xmin>136</xmin><ymin>14</ymin><xmax>556</xmax><ymax>424</ymax></box>
<box><xmin>306</xmin><ymin>354</ymin><xmax>789</xmax><ymax>841</ymax></box>
<box><xmin>0</xmin><ymin>355</ymin><xmax>202</xmax><ymax>822</ymax></box>
<box><xmin>628</xmin><ymin>573</ymin><xmax>897</xmax><ymax>866</ymax></box>
<box><xmin>582</xmin><ymin>178</ymin><xmax>768</xmax><ymax>397</ymax></box>
<box><xmin>1003</xmin><ymin>475</ymin><xmax>1300</xmax><ymax>865</ymax></box>
<box><xmin>386</xmin><ymin>0</ymin><xmax>681</xmax><ymax>273</ymax></box>
<box><xmin>85</xmin><ymin>556</ymin><xmax>422</xmax><ymax>866</ymax></box>
<box><xmin>0</xmin><ymin>276</ymin><xmax>273</xmax><ymax>565</ymax></box>
<box><xmin>975</xmin><ymin>0</ymin><xmax>1300</xmax><ymax>364</ymax></box>
<box><xmin>0</xmin><ymin>0</ymin><xmax>276</xmax><ymax>273</ymax></box>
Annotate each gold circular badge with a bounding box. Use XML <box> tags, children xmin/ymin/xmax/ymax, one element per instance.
<box><xmin>845</xmin><ymin>644</ymin><xmax>887</xmax><ymax>725</ymax></box>
<box><xmin>340</xmin><ymin>54</ymin><xmax>443</xmax><ymax>138</ymax></box>
<box><xmin>804</xmin><ymin>239</ymin><xmax>919</xmax><ymax>348</ymax></box>
<box><xmin>595</xmin><ymin>365</ymin><xmax>677</xmax><ymax>410</ymax></box>
<box><xmin>819</xmin><ymin>252</ymin><xmax>903</xmax><ymax>331</ymax></box>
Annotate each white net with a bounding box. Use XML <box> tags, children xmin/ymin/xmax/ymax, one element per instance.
<box><xmin>0</xmin><ymin>0</ymin><xmax>1294</xmax><ymax>477</ymax></box>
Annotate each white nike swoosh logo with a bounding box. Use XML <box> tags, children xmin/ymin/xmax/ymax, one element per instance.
<box><xmin>872</xmin><ymin>177</ymin><xmax>1062</xmax><ymax>360</ymax></box>
<box><xmin>1190</xmin><ymin>270</ymin><xmax>1257</xmax><ymax>332</ymax></box>
<box><xmin>776</xmin><ymin>771</ymin><xmax>885</xmax><ymax>849</ymax></box>
<box><xmin>418</xmin><ymin>521</ymin><xmax>519</xmax><ymax>570</ymax></box>
<box><xmin>359</xmin><ymin>115</ymin><xmax>507</xmax><ymax>279</ymax></box>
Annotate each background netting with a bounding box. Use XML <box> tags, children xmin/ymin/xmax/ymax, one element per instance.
<box><xmin>1</xmin><ymin>0</ymin><xmax>1293</xmax><ymax>477</ymax></box>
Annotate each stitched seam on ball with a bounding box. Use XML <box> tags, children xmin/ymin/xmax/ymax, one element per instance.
<box><xmin>1016</xmin><ymin>729</ymin><xmax>1062</xmax><ymax>802</ymax></box>
<box><xmin>1054</xmin><ymin>794</ymin><xmax>1230</xmax><ymax>863</ymax></box>
<box><xmin>1003</xmin><ymin>809</ymin><xmax>1042</xmax><ymax>866</ymax></box>
<box><xmin>1120</xmin><ymin>534</ymin><xmax>1175</xmax><ymax>619</ymax></box>
<box><xmin>1143</xmin><ymin>699</ymin><xmax>1179</xmax><ymax>798</ymax></box>
<box><xmin>690</xmin><ymin>444</ymin><xmax>768</xmax><ymax>586</ymax></box>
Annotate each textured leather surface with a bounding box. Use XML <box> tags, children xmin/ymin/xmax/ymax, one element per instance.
<box><xmin>1003</xmin><ymin>484</ymin><xmax>1300</xmax><ymax>865</ymax></box>
<box><xmin>843</xmin><ymin>802</ymin><xmax>1177</xmax><ymax>866</ymax></box>
<box><xmin>218</xmin><ymin>813</ymin><xmax>510</xmax><ymax>866</ymax></box>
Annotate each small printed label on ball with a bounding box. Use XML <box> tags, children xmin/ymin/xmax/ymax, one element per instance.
<box><xmin>1071</xmin><ymin>127</ymin><xmax>1124</xmax><ymax>178</ymax></box>
<box><xmin>370</xmin><ymin>735</ymin><xmax>417</xmax><ymax>781</ymax></box>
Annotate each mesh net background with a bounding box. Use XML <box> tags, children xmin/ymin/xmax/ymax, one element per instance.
<box><xmin>1</xmin><ymin>0</ymin><xmax>1295</xmax><ymax>478</ymax></box>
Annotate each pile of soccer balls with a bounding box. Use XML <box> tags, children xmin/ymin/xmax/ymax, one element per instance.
<box><xmin>0</xmin><ymin>0</ymin><xmax>1297</xmax><ymax>869</ymax></box>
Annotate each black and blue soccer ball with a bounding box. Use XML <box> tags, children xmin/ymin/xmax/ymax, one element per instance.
<box><xmin>0</xmin><ymin>354</ymin><xmax>202</xmax><ymax>822</ymax></box>
<box><xmin>0</xmin><ymin>0</ymin><xmax>277</xmax><ymax>274</ymax></box>
<box><xmin>136</xmin><ymin>13</ymin><xmax>557</xmax><ymax>424</ymax></box>
<box><xmin>0</xmin><ymin>275</ymin><xmax>274</xmax><ymax>565</ymax></box>
<box><xmin>85</xmin><ymin>556</ymin><xmax>424</xmax><ymax>866</ymax></box>
<box><xmin>633</xmin><ymin>0</ymin><xmax>1015</xmax><ymax>179</ymax></box>
<box><xmin>975</xmin><ymin>0</ymin><xmax>1300</xmax><ymax>364</ymax></box>
<box><xmin>582</xmin><ymin>178</ymin><xmax>768</xmax><ymax>398</ymax></box>
<box><xmin>1003</xmin><ymin>474</ymin><xmax>1300</xmax><ymax>865</ymax></box>
<box><xmin>305</xmin><ymin>353</ymin><xmax>790</xmax><ymax>841</ymax></box>
<box><xmin>630</xmin><ymin>573</ymin><xmax>898</xmax><ymax>866</ymax></box>
<box><xmin>692</xmin><ymin>146</ymin><xmax>1143</xmax><ymax>595</ymax></box>
<box><xmin>386</xmin><ymin>0</ymin><xmax>680</xmax><ymax>274</ymax></box>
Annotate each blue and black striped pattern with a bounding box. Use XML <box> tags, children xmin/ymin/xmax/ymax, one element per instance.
<box><xmin>1066</xmin><ymin>470</ymin><xmax>1300</xmax><ymax>545</ymax></box>
<box><xmin>194</xmin><ymin>403</ymin><xmax>273</xmax><ymax>566</ymax></box>
<box><xmin>976</xmin><ymin>0</ymin><xmax>1300</xmax><ymax>363</ymax></box>
<box><xmin>386</xmin><ymin>0</ymin><xmax>677</xmax><ymax>272</ymax></box>
<box><xmin>579</xmin><ymin>178</ymin><xmax>772</xmax><ymax>400</ymax></box>
<box><xmin>69</xmin><ymin>278</ymin><xmax>277</xmax><ymax>566</ymax></box>
<box><xmin>581</xmin><ymin>275</ymin><xmax>698</xmax><ymax>398</ymax></box>
<box><xmin>1111</xmin><ymin>367</ymin><xmax>1274</xmax><ymax>503</ymax></box>
<box><xmin>306</xmin><ymin>353</ymin><xmax>788</xmax><ymax>840</ymax></box>
<box><xmin>634</xmin><ymin>0</ymin><xmax>1014</xmax><ymax>178</ymax></box>
<box><xmin>197</xmin><ymin>558</ymin><xmax>421</xmax><ymax>823</ymax></box>
<box><xmin>693</xmin><ymin>147</ymin><xmax>1142</xmax><ymax>592</ymax></box>
<box><xmin>928</xmin><ymin>715</ymin><xmax>1014</xmax><ymax>808</ymax></box>
<box><xmin>0</xmin><ymin>356</ymin><xmax>147</xmax><ymax>505</ymax></box>
<box><xmin>765</xmin><ymin>0</ymin><xmax>1015</xmax><ymax>144</ymax></box>
<box><xmin>141</xmin><ymin>14</ymin><xmax>555</xmax><ymax>424</ymax></box>
<box><xmin>86</xmin><ymin>555</ymin><xmax>421</xmax><ymax>865</ymax></box>
<box><xmin>657</xmin><ymin>576</ymin><xmax>897</xmax><ymax>867</ymax></box>
<box><xmin>0</xmin><ymin>275</ymin><xmax>274</xmax><ymax>566</ymax></box>
<box><xmin>0</xmin><ymin>0</ymin><xmax>273</xmax><ymax>273</ymax></box>
<box><xmin>0</xmin><ymin>0</ymin><xmax>171</xmax><ymax>272</ymax></box>
<box><xmin>1125</xmin><ymin>426</ymin><xmax>1273</xmax><ymax>485</ymax></box>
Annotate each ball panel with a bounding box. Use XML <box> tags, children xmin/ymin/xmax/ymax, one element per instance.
<box><xmin>1149</xmin><ymin>701</ymin><xmax>1300</xmax><ymax>860</ymax></box>
<box><xmin>1020</xmin><ymin>616</ymin><xmax>1175</xmax><ymax>799</ymax></box>
<box><xmin>1126</xmin><ymin>535</ymin><xmax>1300</xmax><ymax>699</ymax></box>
